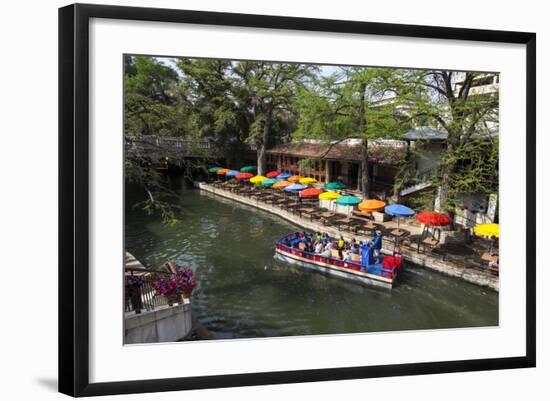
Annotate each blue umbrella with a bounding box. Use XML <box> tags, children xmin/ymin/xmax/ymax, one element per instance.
<box><xmin>384</xmin><ymin>204</ymin><xmax>415</xmax><ymax>229</ymax></box>
<box><xmin>278</xmin><ymin>173</ymin><xmax>291</xmax><ymax>179</ymax></box>
<box><xmin>385</xmin><ymin>204</ymin><xmax>415</xmax><ymax>217</ymax></box>
<box><xmin>225</xmin><ymin>170</ymin><xmax>240</xmax><ymax>177</ymax></box>
<box><xmin>284</xmin><ymin>183</ymin><xmax>307</xmax><ymax>192</ymax></box>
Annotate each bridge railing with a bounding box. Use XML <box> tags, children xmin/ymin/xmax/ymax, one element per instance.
<box><xmin>125</xmin><ymin>266</ymin><xmax>184</xmax><ymax>314</ymax></box>
<box><xmin>125</xmin><ymin>135</ymin><xmax>212</xmax><ymax>153</ymax></box>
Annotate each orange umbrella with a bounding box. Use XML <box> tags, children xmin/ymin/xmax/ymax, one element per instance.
<box><xmin>288</xmin><ymin>175</ymin><xmax>303</xmax><ymax>183</ymax></box>
<box><xmin>358</xmin><ymin>199</ymin><xmax>386</xmax><ymax>212</ymax></box>
<box><xmin>273</xmin><ymin>180</ymin><xmax>291</xmax><ymax>189</ymax></box>
<box><xmin>217</xmin><ymin>168</ymin><xmax>231</xmax><ymax>175</ymax></box>
<box><xmin>300</xmin><ymin>188</ymin><xmax>322</xmax><ymax>198</ymax></box>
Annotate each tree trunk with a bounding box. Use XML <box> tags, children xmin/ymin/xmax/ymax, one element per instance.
<box><xmin>437</xmin><ymin>140</ymin><xmax>456</xmax><ymax>211</ymax></box>
<box><xmin>360</xmin><ymin>139</ymin><xmax>370</xmax><ymax>197</ymax></box>
<box><xmin>256</xmin><ymin>109</ymin><xmax>273</xmax><ymax>176</ymax></box>
<box><xmin>358</xmin><ymin>82</ymin><xmax>369</xmax><ymax>197</ymax></box>
<box><xmin>438</xmin><ymin>166</ymin><xmax>451</xmax><ymax>211</ymax></box>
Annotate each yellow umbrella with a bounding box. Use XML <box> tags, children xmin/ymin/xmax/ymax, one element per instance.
<box><xmin>358</xmin><ymin>199</ymin><xmax>386</xmax><ymax>212</ymax></box>
<box><xmin>273</xmin><ymin>180</ymin><xmax>291</xmax><ymax>189</ymax></box>
<box><xmin>217</xmin><ymin>168</ymin><xmax>231</xmax><ymax>175</ymax></box>
<box><xmin>474</xmin><ymin>223</ymin><xmax>499</xmax><ymax>238</ymax></box>
<box><xmin>299</xmin><ymin>177</ymin><xmax>318</xmax><ymax>185</ymax></box>
<box><xmin>319</xmin><ymin>191</ymin><xmax>341</xmax><ymax>200</ymax></box>
<box><xmin>250</xmin><ymin>175</ymin><xmax>268</xmax><ymax>184</ymax></box>
<box><xmin>288</xmin><ymin>175</ymin><xmax>303</xmax><ymax>183</ymax></box>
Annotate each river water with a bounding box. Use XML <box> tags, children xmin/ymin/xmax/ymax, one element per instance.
<box><xmin>125</xmin><ymin>180</ymin><xmax>498</xmax><ymax>340</ymax></box>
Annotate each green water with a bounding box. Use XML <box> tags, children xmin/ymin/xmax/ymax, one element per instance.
<box><xmin>125</xmin><ymin>180</ymin><xmax>498</xmax><ymax>339</ymax></box>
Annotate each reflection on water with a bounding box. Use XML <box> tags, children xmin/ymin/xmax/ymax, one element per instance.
<box><xmin>125</xmin><ymin>180</ymin><xmax>498</xmax><ymax>340</ymax></box>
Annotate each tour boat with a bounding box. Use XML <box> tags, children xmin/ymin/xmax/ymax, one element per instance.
<box><xmin>274</xmin><ymin>232</ymin><xmax>402</xmax><ymax>289</ymax></box>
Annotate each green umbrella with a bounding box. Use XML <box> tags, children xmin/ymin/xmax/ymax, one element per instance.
<box><xmin>324</xmin><ymin>181</ymin><xmax>346</xmax><ymax>190</ymax></box>
<box><xmin>240</xmin><ymin>166</ymin><xmax>257</xmax><ymax>173</ymax></box>
<box><xmin>335</xmin><ymin>195</ymin><xmax>362</xmax><ymax>206</ymax></box>
<box><xmin>261</xmin><ymin>178</ymin><xmax>280</xmax><ymax>186</ymax></box>
<box><xmin>209</xmin><ymin>167</ymin><xmax>223</xmax><ymax>173</ymax></box>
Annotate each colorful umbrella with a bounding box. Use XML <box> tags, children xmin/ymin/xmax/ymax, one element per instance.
<box><xmin>358</xmin><ymin>199</ymin><xmax>386</xmax><ymax>212</ymax></box>
<box><xmin>474</xmin><ymin>223</ymin><xmax>499</xmax><ymax>238</ymax></box>
<box><xmin>209</xmin><ymin>167</ymin><xmax>223</xmax><ymax>173</ymax></box>
<box><xmin>250</xmin><ymin>175</ymin><xmax>268</xmax><ymax>184</ymax></box>
<box><xmin>300</xmin><ymin>188</ymin><xmax>322</xmax><ymax>198</ymax></box>
<box><xmin>417</xmin><ymin>211</ymin><xmax>452</xmax><ymax>226</ymax></box>
<box><xmin>225</xmin><ymin>170</ymin><xmax>239</xmax><ymax>177</ymax></box>
<box><xmin>474</xmin><ymin>223</ymin><xmax>499</xmax><ymax>254</ymax></box>
<box><xmin>235</xmin><ymin>172</ymin><xmax>253</xmax><ymax>181</ymax></box>
<box><xmin>284</xmin><ymin>183</ymin><xmax>307</xmax><ymax>192</ymax></box>
<box><xmin>266</xmin><ymin>171</ymin><xmax>281</xmax><ymax>178</ymax></box>
<box><xmin>385</xmin><ymin>204</ymin><xmax>415</xmax><ymax>230</ymax></box>
<box><xmin>277</xmin><ymin>173</ymin><xmax>291</xmax><ymax>179</ymax></box>
<box><xmin>299</xmin><ymin>177</ymin><xmax>318</xmax><ymax>185</ymax></box>
<box><xmin>335</xmin><ymin>196</ymin><xmax>362</xmax><ymax>206</ymax></box>
<box><xmin>324</xmin><ymin>182</ymin><xmax>346</xmax><ymax>190</ymax></box>
<box><xmin>385</xmin><ymin>204</ymin><xmax>415</xmax><ymax>217</ymax></box>
<box><xmin>288</xmin><ymin>175</ymin><xmax>304</xmax><ymax>183</ymax></box>
<box><xmin>261</xmin><ymin>178</ymin><xmax>280</xmax><ymax>186</ymax></box>
<box><xmin>240</xmin><ymin>166</ymin><xmax>257</xmax><ymax>173</ymax></box>
<box><xmin>217</xmin><ymin>168</ymin><xmax>231</xmax><ymax>175</ymax></box>
<box><xmin>273</xmin><ymin>180</ymin><xmax>291</xmax><ymax>189</ymax></box>
<box><xmin>319</xmin><ymin>191</ymin><xmax>341</xmax><ymax>200</ymax></box>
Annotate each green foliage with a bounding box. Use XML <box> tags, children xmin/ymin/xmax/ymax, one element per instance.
<box><xmin>406</xmin><ymin>189</ymin><xmax>437</xmax><ymax>212</ymax></box>
<box><xmin>124</xmin><ymin>55</ymin><xmax>499</xmax><ymax>219</ymax></box>
<box><xmin>294</xmin><ymin>67</ymin><xmax>412</xmax><ymax>142</ymax></box>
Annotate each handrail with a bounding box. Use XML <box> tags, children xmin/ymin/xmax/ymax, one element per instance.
<box><xmin>124</xmin><ymin>266</ymin><xmax>181</xmax><ymax>314</ymax></box>
<box><xmin>124</xmin><ymin>266</ymin><xmax>172</xmax><ymax>275</ymax></box>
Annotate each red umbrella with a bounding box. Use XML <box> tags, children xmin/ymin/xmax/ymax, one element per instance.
<box><xmin>416</xmin><ymin>211</ymin><xmax>452</xmax><ymax>226</ymax></box>
<box><xmin>266</xmin><ymin>171</ymin><xmax>281</xmax><ymax>178</ymax></box>
<box><xmin>300</xmin><ymin>188</ymin><xmax>322</xmax><ymax>198</ymax></box>
<box><xmin>235</xmin><ymin>172</ymin><xmax>253</xmax><ymax>181</ymax></box>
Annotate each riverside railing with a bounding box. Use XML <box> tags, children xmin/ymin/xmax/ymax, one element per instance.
<box><xmin>125</xmin><ymin>266</ymin><xmax>183</xmax><ymax>314</ymax></box>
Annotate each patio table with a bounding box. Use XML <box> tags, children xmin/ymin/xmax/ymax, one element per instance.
<box><xmin>390</xmin><ymin>228</ymin><xmax>408</xmax><ymax>237</ymax></box>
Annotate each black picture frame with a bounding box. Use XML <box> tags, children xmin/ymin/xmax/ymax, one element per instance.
<box><xmin>59</xmin><ymin>3</ymin><xmax>536</xmax><ymax>397</ymax></box>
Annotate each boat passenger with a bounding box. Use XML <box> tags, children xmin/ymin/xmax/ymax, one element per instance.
<box><xmin>372</xmin><ymin>230</ymin><xmax>383</xmax><ymax>258</ymax></box>
<box><xmin>338</xmin><ymin>235</ymin><xmax>345</xmax><ymax>250</ymax></box>
<box><xmin>321</xmin><ymin>248</ymin><xmax>331</xmax><ymax>258</ymax></box>
<box><xmin>393</xmin><ymin>246</ymin><xmax>403</xmax><ymax>258</ymax></box>
<box><xmin>315</xmin><ymin>242</ymin><xmax>324</xmax><ymax>254</ymax></box>
<box><xmin>343</xmin><ymin>250</ymin><xmax>352</xmax><ymax>262</ymax></box>
<box><xmin>316</xmin><ymin>232</ymin><xmax>322</xmax><ymax>243</ymax></box>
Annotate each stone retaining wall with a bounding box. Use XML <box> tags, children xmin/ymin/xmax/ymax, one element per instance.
<box><xmin>125</xmin><ymin>302</ymin><xmax>193</xmax><ymax>344</ymax></box>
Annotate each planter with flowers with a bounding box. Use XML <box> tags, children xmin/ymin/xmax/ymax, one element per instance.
<box><xmin>154</xmin><ymin>264</ymin><xmax>197</xmax><ymax>306</ymax></box>
<box><xmin>125</xmin><ymin>274</ymin><xmax>145</xmax><ymax>313</ymax></box>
